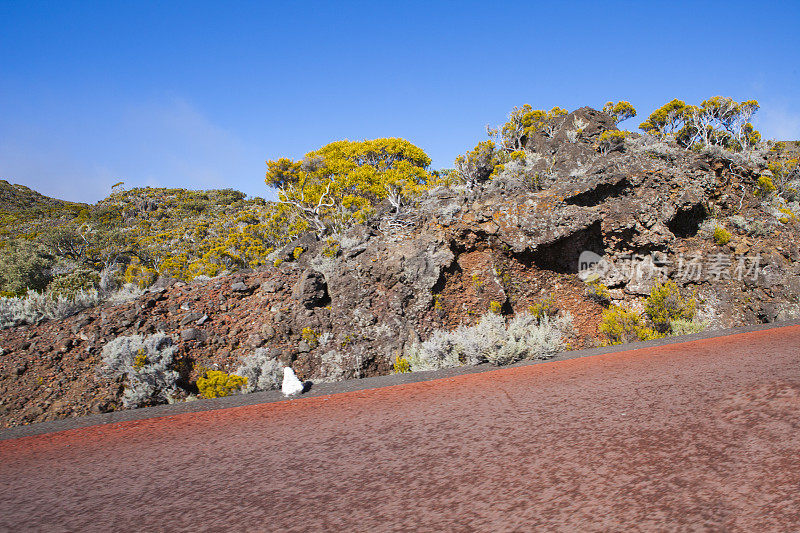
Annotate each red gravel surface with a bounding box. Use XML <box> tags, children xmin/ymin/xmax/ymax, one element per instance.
<box><xmin>2</xmin><ymin>326</ymin><xmax>800</xmax><ymax>531</ymax></box>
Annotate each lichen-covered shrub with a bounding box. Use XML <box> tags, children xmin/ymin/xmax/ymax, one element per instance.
<box><xmin>0</xmin><ymin>289</ymin><xmax>100</xmax><ymax>329</ymax></box>
<box><xmin>101</xmin><ymin>333</ymin><xmax>179</xmax><ymax>408</ymax></box>
<box><xmin>405</xmin><ymin>311</ymin><xmax>573</xmax><ymax>371</ymax></box>
<box><xmin>645</xmin><ymin>281</ymin><xmax>696</xmax><ymax>333</ymax></box>
<box><xmin>235</xmin><ymin>348</ymin><xmax>283</xmax><ymax>392</ymax></box>
<box><xmin>197</xmin><ymin>370</ymin><xmax>248</xmax><ymax>398</ymax></box>
<box><xmin>599</xmin><ymin>305</ymin><xmax>661</xmax><ymax>345</ymax></box>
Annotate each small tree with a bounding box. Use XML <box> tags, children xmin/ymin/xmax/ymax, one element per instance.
<box><xmin>639</xmin><ymin>99</ymin><xmax>688</xmax><ymax>137</ymax></box>
<box><xmin>642</xmin><ymin>96</ymin><xmax>761</xmax><ymax>152</ymax></box>
<box><xmin>603</xmin><ymin>101</ymin><xmax>637</xmax><ymax>125</ymax></box>
<box><xmin>453</xmin><ymin>140</ymin><xmax>502</xmax><ymax>189</ymax></box>
<box><xmin>496</xmin><ymin>105</ymin><xmax>569</xmax><ymax>151</ymax></box>
<box><xmin>265</xmin><ymin>138</ymin><xmax>432</xmax><ymax>235</ymax></box>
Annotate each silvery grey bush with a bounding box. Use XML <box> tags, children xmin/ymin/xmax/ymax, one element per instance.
<box><xmin>101</xmin><ymin>332</ymin><xmax>179</xmax><ymax>408</ymax></box>
<box><xmin>0</xmin><ymin>289</ymin><xmax>100</xmax><ymax>329</ymax></box>
<box><xmin>406</xmin><ymin>311</ymin><xmax>573</xmax><ymax>371</ymax></box>
<box><xmin>235</xmin><ymin>347</ymin><xmax>283</xmax><ymax>392</ymax></box>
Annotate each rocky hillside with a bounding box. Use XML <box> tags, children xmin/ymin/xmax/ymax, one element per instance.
<box><xmin>1</xmin><ymin>105</ymin><xmax>799</xmax><ymax>428</ymax></box>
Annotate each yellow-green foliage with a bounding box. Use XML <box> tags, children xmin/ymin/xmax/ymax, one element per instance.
<box><xmin>639</xmin><ymin>99</ymin><xmax>687</xmax><ymax>136</ymax></box>
<box><xmin>0</xmin><ymin>239</ymin><xmax>54</xmax><ymax>296</ymax></box>
<box><xmin>713</xmin><ymin>225</ymin><xmax>731</xmax><ymax>245</ymax></box>
<box><xmin>603</xmin><ymin>101</ymin><xmax>637</xmax><ymax>125</ymax></box>
<box><xmin>585</xmin><ymin>279</ymin><xmax>611</xmax><ymax>306</ymax></box>
<box><xmin>322</xmin><ymin>238</ymin><xmax>340</xmax><ymax>258</ymax></box>
<box><xmin>393</xmin><ymin>356</ymin><xmax>411</xmax><ymax>374</ymax></box>
<box><xmin>132</xmin><ymin>349</ymin><xmax>147</xmax><ymax>371</ymax></box>
<box><xmin>124</xmin><ymin>261</ymin><xmax>158</xmax><ymax>288</ymax></box>
<box><xmin>197</xmin><ymin>370</ymin><xmax>248</xmax><ymax>399</ymax></box>
<box><xmin>0</xmin><ymin>184</ymin><xmax>312</xmax><ymax>291</ymax></box>
<box><xmin>489</xmin><ymin>301</ymin><xmax>502</xmax><ymax>314</ymax></box>
<box><xmin>293</xmin><ymin>246</ymin><xmax>304</xmax><ymax>260</ymax></box>
<box><xmin>641</xmin><ymin>96</ymin><xmax>760</xmax><ymax>152</ymax></box>
<box><xmin>301</xmin><ymin>327</ymin><xmax>319</xmax><ymax>348</ymax></box>
<box><xmin>767</xmin><ymin>158</ymin><xmax>799</xmax><ymax>198</ymax></box>
<box><xmin>265</xmin><ymin>138</ymin><xmax>433</xmax><ymax>235</ymax></box>
<box><xmin>528</xmin><ymin>295</ymin><xmax>557</xmax><ymax>319</ymax></box>
<box><xmin>454</xmin><ymin>140</ymin><xmax>503</xmax><ymax>185</ymax></box>
<box><xmin>471</xmin><ymin>273</ymin><xmax>483</xmax><ymax>288</ymax></box>
<box><xmin>645</xmin><ymin>281</ymin><xmax>696</xmax><ymax>333</ymax></box>
<box><xmin>778</xmin><ymin>208</ymin><xmax>796</xmax><ymax>224</ymax></box>
<box><xmin>595</xmin><ymin>130</ymin><xmax>628</xmax><ymax>153</ymax></box>
<box><xmin>46</xmin><ymin>269</ymin><xmax>100</xmax><ymax>298</ymax></box>
<box><xmin>599</xmin><ymin>305</ymin><xmax>661</xmax><ymax>345</ymax></box>
<box><xmin>500</xmin><ymin>105</ymin><xmax>569</xmax><ymax>150</ymax></box>
<box><xmin>756</xmin><ymin>175</ymin><xmax>777</xmax><ymax>197</ymax></box>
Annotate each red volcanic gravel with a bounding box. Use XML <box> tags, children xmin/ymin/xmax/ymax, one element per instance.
<box><xmin>2</xmin><ymin>326</ymin><xmax>800</xmax><ymax>531</ymax></box>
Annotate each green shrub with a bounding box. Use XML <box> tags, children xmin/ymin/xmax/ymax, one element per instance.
<box><xmin>454</xmin><ymin>140</ymin><xmax>503</xmax><ymax>187</ymax></box>
<box><xmin>712</xmin><ymin>225</ymin><xmax>731</xmax><ymax>245</ymax></box>
<box><xmin>599</xmin><ymin>305</ymin><xmax>661</xmax><ymax>345</ymax></box>
<box><xmin>197</xmin><ymin>370</ymin><xmax>248</xmax><ymax>399</ymax></box>
<box><xmin>0</xmin><ymin>240</ymin><xmax>54</xmax><ymax>296</ymax></box>
<box><xmin>46</xmin><ymin>269</ymin><xmax>100</xmax><ymax>298</ymax></box>
<box><xmin>645</xmin><ymin>281</ymin><xmax>696</xmax><ymax>333</ymax></box>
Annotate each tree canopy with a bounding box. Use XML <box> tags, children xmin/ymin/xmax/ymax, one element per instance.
<box><xmin>496</xmin><ymin>105</ymin><xmax>569</xmax><ymax>151</ymax></box>
<box><xmin>265</xmin><ymin>138</ymin><xmax>433</xmax><ymax>235</ymax></box>
<box><xmin>603</xmin><ymin>101</ymin><xmax>637</xmax><ymax>125</ymax></box>
<box><xmin>640</xmin><ymin>96</ymin><xmax>761</xmax><ymax>152</ymax></box>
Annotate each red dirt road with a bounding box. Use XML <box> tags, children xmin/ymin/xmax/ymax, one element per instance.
<box><xmin>2</xmin><ymin>327</ymin><xmax>800</xmax><ymax>532</ymax></box>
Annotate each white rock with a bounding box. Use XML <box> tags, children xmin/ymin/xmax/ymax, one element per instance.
<box><xmin>281</xmin><ymin>367</ymin><xmax>304</xmax><ymax>397</ymax></box>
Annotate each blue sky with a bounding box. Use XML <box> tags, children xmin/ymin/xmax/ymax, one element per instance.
<box><xmin>1</xmin><ymin>1</ymin><xmax>799</xmax><ymax>203</ymax></box>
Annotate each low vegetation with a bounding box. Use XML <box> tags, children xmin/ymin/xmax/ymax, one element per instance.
<box><xmin>100</xmin><ymin>333</ymin><xmax>180</xmax><ymax>408</ymax></box>
<box><xmin>405</xmin><ymin>311</ymin><xmax>574</xmax><ymax>371</ymax></box>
